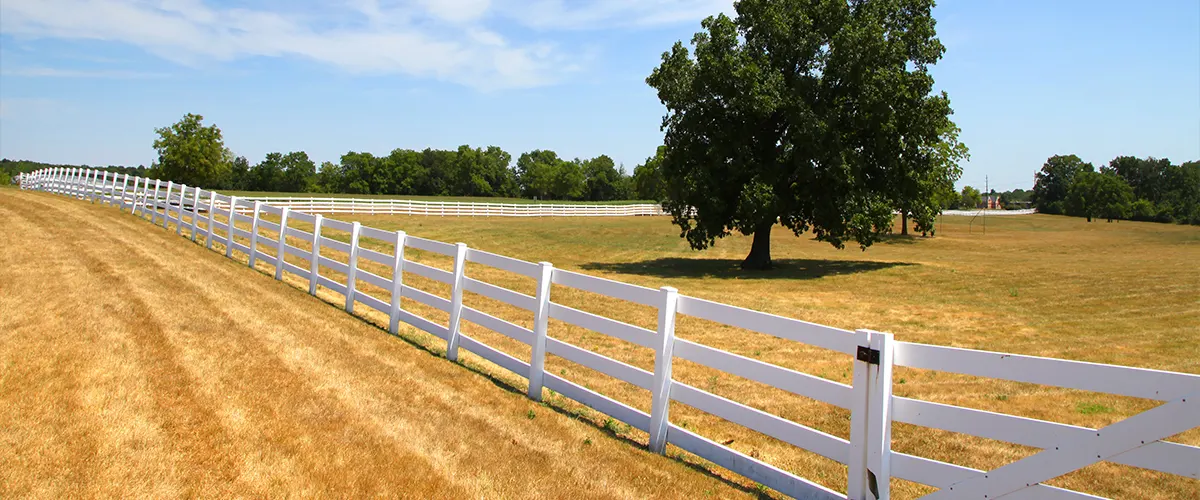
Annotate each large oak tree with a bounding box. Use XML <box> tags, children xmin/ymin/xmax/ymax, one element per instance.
<box><xmin>647</xmin><ymin>0</ymin><xmax>961</xmax><ymax>269</ymax></box>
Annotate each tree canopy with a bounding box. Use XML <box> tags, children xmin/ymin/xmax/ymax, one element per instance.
<box><xmin>646</xmin><ymin>0</ymin><xmax>961</xmax><ymax>269</ymax></box>
<box><xmin>1032</xmin><ymin>154</ymin><xmax>1094</xmax><ymax>215</ymax></box>
<box><xmin>1066</xmin><ymin>171</ymin><xmax>1133</xmax><ymax>222</ymax></box>
<box><xmin>152</xmin><ymin>113</ymin><xmax>231</xmax><ymax>188</ymax></box>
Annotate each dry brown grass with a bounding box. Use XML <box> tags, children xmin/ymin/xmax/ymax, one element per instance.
<box><xmin>0</xmin><ymin>189</ymin><xmax>755</xmax><ymax>498</ymax></box>
<box><xmin>222</xmin><ymin>204</ymin><xmax>1197</xmax><ymax>499</ymax></box>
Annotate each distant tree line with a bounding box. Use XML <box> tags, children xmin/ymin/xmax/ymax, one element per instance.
<box><xmin>143</xmin><ymin>113</ymin><xmax>646</xmax><ymax>202</ymax></box>
<box><xmin>0</xmin><ymin>158</ymin><xmax>149</xmax><ymax>185</ymax></box>
<box><xmin>1031</xmin><ymin>154</ymin><xmax>1200</xmax><ymax>224</ymax></box>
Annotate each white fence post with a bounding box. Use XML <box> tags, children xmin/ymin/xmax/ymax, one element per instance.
<box><xmin>248</xmin><ymin>201</ymin><xmax>262</xmax><ymax>268</ymax></box>
<box><xmin>309</xmin><ymin>214</ymin><xmax>323</xmax><ymax>295</ymax></box>
<box><xmin>848</xmin><ymin>329</ymin><xmax>894</xmax><ymax>500</ymax></box>
<box><xmin>102</xmin><ymin>171</ymin><xmax>113</xmax><ymax>204</ymax></box>
<box><xmin>205</xmin><ymin>191</ymin><xmax>216</xmax><ymax>250</ymax></box>
<box><xmin>275</xmin><ymin>208</ymin><xmax>289</xmax><ymax>280</ymax></box>
<box><xmin>527</xmin><ymin>262</ymin><xmax>554</xmax><ymax>401</ymax></box>
<box><xmin>176</xmin><ymin>185</ymin><xmax>188</xmax><ymax>236</ymax></box>
<box><xmin>161</xmin><ymin>181</ymin><xmax>174</xmax><ymax>228</ymax></box>
<box><xmin>118</xmin><ymin>174</ymin><xmax>129</xmax><ymax>210</ymax></box>
<box><xmin>648</xmin><ymin>286</ymin><xmax>679</xmax><ymax>454</ymax></box>
<box><xmin>189</xmin><ymin>188</ymin><xmax>201</xmax><ymax>241</ymax></box>
<box><xmin>147</xmin><ymin>177</ymin><xmax>157</xmax><ymax>218</ymax></box>
<box><xmin>444</xmin><ymin>242</ymin><xmax>468</xmax><ymax>362</ymax></box>
<box><xmin>226</xmin><ymin>196</ymin><xmax>239</xmax><ymax>258</ymax></box>
<box><xmin>388</xmin><ymin>230</ymin><xmax>407</xmax><ymax>334</ymax></box>
<box><xmin>344</xmin><ymin>222</ymin><xmax>362</xmax><ymax>313</ymax></box>
<box><xmin>86</xmin><ymin>170</ymin><xmax>96</xmax><ymax>202</ymax></box>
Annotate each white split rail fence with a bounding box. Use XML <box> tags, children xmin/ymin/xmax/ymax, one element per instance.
<box><xmin>221</xmin><ymin>195</ymin><xmax>667</xmax><ymax>217</ymax></box>
<box><xmin>18</xmin><ymin>168</ymin><xmax>1200</xmax><ymax>499</ymax></box>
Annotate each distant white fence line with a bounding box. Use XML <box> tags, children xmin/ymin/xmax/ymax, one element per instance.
<box><xmin>19</xmin><ymin>167</ymin><xmax>1200</xmax><ymax>500</ymax></box>
<box><xmin>225</xmin><ymin>195</ymin><xmax>667</xmax><ymax>217</ymax></box>
<box><xmin>941</xmin><ymin>208</ymin><xmax>1035</xmax><ymax>216</ymax></box>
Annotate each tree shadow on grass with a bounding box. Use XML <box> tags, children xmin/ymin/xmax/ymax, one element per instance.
<box><xmin>581</xmin><ymin>257</ymin><xmax>914</xmax><ymax>280</ymax></box>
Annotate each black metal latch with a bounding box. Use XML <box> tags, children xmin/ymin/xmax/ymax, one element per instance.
<box><xmin>857</xmin><ymin>346</ymin><xmax>880</xmax><ymax>365</ymax></box>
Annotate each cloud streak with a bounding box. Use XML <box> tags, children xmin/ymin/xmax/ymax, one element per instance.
<box><xmin>0</xmin><ymin>1</ymin><xmax>728</xmax><ymax>89</ymax></box>
<box><xmin>0</xmin><ymin>0</ymin><xmax>570</xmax><ymax>89</ymax></box>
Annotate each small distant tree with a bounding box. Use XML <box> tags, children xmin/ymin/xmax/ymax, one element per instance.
<box><xmin>960</xmin><ymin>185</ymin><xmax>982</xmax><ymax>209</ymax></box>
<box><xmin>228</xmin><ymin>156</ymin><xmax>251</xmax><ymax>190</ymax></box>
<box><xmin>152</xmin><ymin>113</ymin><xmax>231</xmax><ymax>187</ymax></box>
<box><xmin>582</xmin><ymin>155</ymin><xmax>622</xmax><ymax>201</ymax></box>
<box><xmin>278</xmin><ymin>151</ymin><xmax>317</xmax><ymax>193</ymax></box>
<box><xmin>1066</xmin><ymin>171</ymin><xmax>1133</xmax><ymax>222</ymax></box>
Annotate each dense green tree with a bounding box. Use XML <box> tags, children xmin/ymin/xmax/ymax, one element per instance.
<box><xmin>1164</xmin><ymin>161</ymin><xmax>1200</xmax><ymax>224</ymax></box>
<box><xmin>315</xmin><ymin>161</ymin><xmax>342</xmax><ymax>193</ymax></box>
<box><xmin>998</xmin><ymin>188</ymin><xmax>1031</xmax><ymax>207</ymax></box>
<box><xmin>897</xmin><ymin>124</ymin><xmax>969</xmax><ymax>235</ymax></box>
<box><xmin>248</xmin><ymin>153</ymin><xmax>285</xmax><ymax>192</ymax></box>
<box><xmin>960</xmin><ymin>185</ymin><xmax>982</xmax><ymax>209</ymax></box>
<box><xmin>381</xmin><ymin>149</ymin><xmax>427</xmax><ymax>195</ymax></box>
<box><xmin>1106</xmin><ymin>156</ymin><xmax>1170</xmax><ymax>205</ymax></box>
<box><xmin>632</xmin><ymin>147</ymin><xmax>668</xmax><ymax>201</ymax></box>
<box><xmin>419</xmin><ymin>149</ymin><xmax>457</xmax><ymax>196</ymax></box>
<box><xmin>646</xmin><ymin>0</ymin><xmax>958</xmax><ymax>269</ymax></box>
<box><xmin>278</xmin><ymin>152</ymin><xmax>317</xmax><ymax>193</ymax></box>
<box><xmin>1032</xmin><ymin>154</ymin><xmax>1094</xmax><ymax>214</ymax></box>
<box><xmin>582</xmin><ymin>155</ymin><xmax>624</xmax><ymax>201</ymax></box>
<box><xmin>339</xmin><ymin>152</ymin><xmax>381</xmax><ymax>194</ymax></box>
<box><xmin>227</xmin><ymin>156</ymin><xmax>251</xmax><ymax>190</ymax></box>
<box><xmin>517</xmin><ymin>150</ymin><xmax>582</xmax><ymax>200</ymax></box>
<box><xmin>1066</xmin><ymin>171</ymin><xmax>1133</xmax><ymax>222</ymax></box>
<box><xmin>152</xmin><ymin>113</ymin><xmax>231</xmax><ymax>187</ymax></box>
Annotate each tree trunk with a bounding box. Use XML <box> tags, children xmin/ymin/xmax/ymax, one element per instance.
<box><xmin>900</xmin><ymin>211</ymin><xmax>909</xmax><ymax>236</ymax></box>
<box><xmin>741</xmin><ymin>223</ymin><xmax>773</xmax><ymax>270</ymax></box>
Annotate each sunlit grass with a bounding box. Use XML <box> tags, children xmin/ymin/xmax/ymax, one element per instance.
<box><xmin>18</xmin><ymin>185</ymin><xmax>1198</xmax><ymax>498</ymax></box>
<box><xmin>283</xmin><ymin>209</ymin><xmax>1199</xmax><ymax>499</ymax></box>
<box><xmin>0</xmin><ymin>190</ymin><xmax>754</xmax><ymax>499</ymax></box>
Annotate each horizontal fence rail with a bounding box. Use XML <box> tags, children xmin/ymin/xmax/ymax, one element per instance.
<box><xmin>219</xmin><ymin>195</ymin><xmax>668</xmax><ymax>217</ymax></box>
<box><xmin>17</xmin><ymin>168</ymin><xmax>1199</xmax><ymax>500</ymax></box>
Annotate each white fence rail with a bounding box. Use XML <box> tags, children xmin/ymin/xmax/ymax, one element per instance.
<box><xmin>18</xmin><ymin>167</ymin><xmax>1200</xmax><ymax>500</ymax></box>
<box><xmin>223</xmin><ymin>195</ymin><xmax>667</xmax><ymax>217</ymax></box>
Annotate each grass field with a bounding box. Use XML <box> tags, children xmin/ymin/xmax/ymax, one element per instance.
<box><xmin>217</xmin><ymin>190</ymin><xmax>656</xmax><ymax>205</ymax></box>
<box><xmin>260</xmin><ymin>205</ymin><xmax>1199</xmax><ymax>498</ymax></box>
<box><xmin>0</xmin><ymin>189</ymin><xmax>752</xmax><ymax>498</ymax></box>
<box><xmin>5</xmin><ymin>187</ymin><xmax>1198</xmax><ymax>498</ymax></box>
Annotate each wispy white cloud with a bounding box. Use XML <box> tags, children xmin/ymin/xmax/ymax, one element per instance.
<box><xmin>0</xmin><ymin>0</ymin><xmax>575</xmax><ymax>90</ymax></box>
<box><xmin>497</xmin><ymin>0</ymin><xmax>733</xmax><ymax>30</ymax></box>
<box><xmin>2</xmin><ymin>67</ymin><xmax>169</xmax><ymax>79</ymax></box>
<box><xmin>0</xmin><ymin>1</ymin><xmax>727</xmax><ymax>89</ymax></box>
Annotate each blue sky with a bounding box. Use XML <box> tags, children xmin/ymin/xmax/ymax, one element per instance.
<box><xmin>1</xmin><ymin>0</ymin><xmax>1197</xmax><ymax>192</ymax></box>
